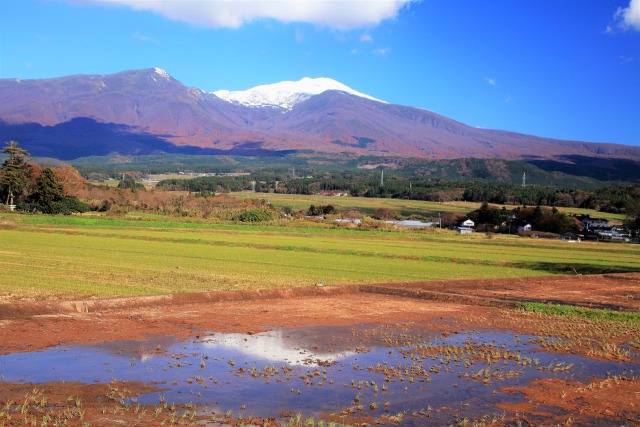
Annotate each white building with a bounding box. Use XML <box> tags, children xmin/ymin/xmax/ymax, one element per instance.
<box><xmin>455</xmin><ymin>227</ymin><xmax>473</xmax><ymax>234</ymax></box>
<box><xmin>517</xmin><ymin>224</ymin><xmax>532</xmax><ymax>233</ymax></box>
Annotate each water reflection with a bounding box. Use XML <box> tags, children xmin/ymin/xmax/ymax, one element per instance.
<box><xmin>200</xmin><ymin>327</ymin><xmax>357</xmax><ymax>365</ymax></box>
<box><xmin>0</xmin><ymin>324</ymin><xmax>636</xmax><ymax>425</ymax></box>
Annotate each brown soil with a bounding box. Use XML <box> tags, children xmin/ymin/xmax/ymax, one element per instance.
<box><xmin>0</xmin><ymin>273</ymin><xmax>638</xmax><ymax>426</ymax></box>
<box><xmin>362</xmin><ymin>272</ymin><xmax>640</xmax><ymax>311</ymax></box>
<box><xmin>499</xmin><ymin>376</ymin><xmax>640</xmax><ymax>426</ymax></box>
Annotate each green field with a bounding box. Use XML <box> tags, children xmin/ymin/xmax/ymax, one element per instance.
<box><xmin>1</xmin><ymin>209</ymin><xmax>638</xmax><ymax>300</ymax></box>
<box><xmin>233</xmin><ymin>191</ymin><xmax>480</xmax><ymax>218</ymax></box>
<box><xmin>234</xmin><ymin>192</ymin><xmax>628</xmax><ymax>222</ymax></box>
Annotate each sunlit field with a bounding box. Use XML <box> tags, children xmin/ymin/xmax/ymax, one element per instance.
<box><xmin>234</xmin><ymin>192</ymin><xmax>627</xmax><ymax>223</ymax></box>
<box><xmin>233</xmin><ymin>191</ymin><xmax>479</xmax><ymax>218</ymax></box>
<box><xmin>1</xmin><ymin>209</ymin><xmax>638</xmax><ymax>300</ymax></box>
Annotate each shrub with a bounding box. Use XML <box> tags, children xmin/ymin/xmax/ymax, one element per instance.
<box><xmin>117</xmin><ymin>177</ymin><xmax>145</xmax><ymax>191</ymax></box>
<box><xmin>307</xmin><ymin>204</ymin><xmax>336</xmax><ymax>216</ymax></box>
<box><xmin>61</xmin><ymin>196</ymin><xmax>91</xmax><ymax>214</ymax></box>
<box><xmin>15</xmin><ymin>201</ymin><xmax>36</xmax><ymax>212</ymax></box>
<box><xmin>359</xmin><ymin>216</ymin><xmax>397</xmax><ymax>231</ymax></box>
<box><xmin>343</xmin><ymin>210</ymin><xmax>362</xmax><ymax>220</ymax></box>
<box><xmin>233</xmin><ymin>206</ymin><xmax>275</xmax><ymax>222</ymax></box>
<box><xmin>373</xmin><ymin>207</ymin><xmax>394</xmax><ymax>220</ymax></box>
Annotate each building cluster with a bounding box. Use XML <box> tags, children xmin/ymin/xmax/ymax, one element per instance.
<box><xmin>574</xmin><ymin>217</ymin><xmax>632</xmax><ymax>242</ymax></box>
<box><xmin>456</xmin><ymin>216</ymin><xmax>632</xmax><ymax>242</ymax></box>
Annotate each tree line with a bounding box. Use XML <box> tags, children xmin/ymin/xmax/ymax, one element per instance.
<box><xmin>2</xmin><ymin>140</ymin><xmax>638</xmax><ymax>235</ymax></box>
<box><xmin>0</xmin><ymin>141</ymin><xmax>89</xmax><ymax>214</ymax></box>
<box><xmin>464</xmin><ymin>202</ymin><xmax>579</xmax><ymax>234</ymax></box>
<box><xmin>156</xmin><ymin>174</ymin><xmax>639</xmax><ymax>215</ymax></box>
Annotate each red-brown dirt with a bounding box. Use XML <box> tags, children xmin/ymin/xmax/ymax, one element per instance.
<box><xmin>0</xmin><ymin>273</ymin><xmax>638</xmax><ymax>426</ymax></box>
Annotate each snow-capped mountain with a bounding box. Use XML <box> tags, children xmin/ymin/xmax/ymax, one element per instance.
<box><xmin>212</xmin><ymin>77</ymin><xmax>385</xmax><ymax>110</ymax></box>
<box><xmin>1</xmin><ymin>68</ymin><xmax>639</xmax><ymax>163</ymax></box>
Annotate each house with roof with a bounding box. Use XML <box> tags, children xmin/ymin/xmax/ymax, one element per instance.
<box><xmin>596</xmin><ymin>225</ymin><xmax>631</xmax><ymax>242</ymax></box>
<box><xmin>455</xmin><ymin>219</ymin><xmax>475</xmax><ymax>234</ymax></box>
<box><xmin>580</xmin><ymin>217</ymin><xmax>609</xmax><ymax>230</ymax></box>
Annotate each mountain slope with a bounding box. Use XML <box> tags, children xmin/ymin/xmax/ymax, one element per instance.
<box><xmin>1</xmin><ymin>68</ymin><xmax>639</xmax><ymax>162</ymax></box>
<box><xmin>270</xmin><ymin>91</ymin><xmax>640</xmax><ymax>160</ymax></box>
<box><xmin>0</xmin><ymin>68</ymin><xmax>281</xmax><ymax>148</ymax></box>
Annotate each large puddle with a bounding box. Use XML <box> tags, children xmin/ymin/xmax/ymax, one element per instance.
<box><xmin>1</xmin><ymin>323</ymin><xmax>637</xmax><ymax>425</ymax></box>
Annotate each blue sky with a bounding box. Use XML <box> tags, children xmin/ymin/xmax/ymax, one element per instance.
<box><xmin>1</xmin><ymin>0</ymin><xmax>639</xmax><ymax>146</ymax></box>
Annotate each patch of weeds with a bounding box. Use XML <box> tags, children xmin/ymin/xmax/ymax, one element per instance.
<box><xmin>516</xmin><ymin>302</ymin><xmax>640</xmax><ymax>324</ymax></box>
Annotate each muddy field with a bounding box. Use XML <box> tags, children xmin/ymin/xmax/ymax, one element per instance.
<box><xmin>0</xmin><ymin>273</ymin><xmax>638</xmax><ymax>426</ymax></box>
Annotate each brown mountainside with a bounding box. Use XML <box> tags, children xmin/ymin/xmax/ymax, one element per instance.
<box><xmin>1</xmin><ymin>68</ymin><xmax>638</xmax><ymax>161</ymax></box>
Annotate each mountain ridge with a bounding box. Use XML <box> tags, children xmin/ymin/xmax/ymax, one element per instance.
<box><xmin>1</xmin><ymin>68</ymin><xmax>638</xmax><ymax>162</ymax></box>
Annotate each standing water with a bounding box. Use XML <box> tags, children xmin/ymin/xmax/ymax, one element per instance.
<box><xmin>0</xmin><ymin>323</ymin><xmax>636</xmax><ymax>425</ymax></box>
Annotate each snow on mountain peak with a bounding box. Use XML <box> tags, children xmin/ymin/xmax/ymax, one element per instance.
<box><xmin>212</xmin><ymin>77</ymin><xmax>386</xmax><ymax>110</ymax></box>
<box><xmin>153</xmin><ymin>67</ymin><xmax>171</xmax><ymax>80</ymax></box>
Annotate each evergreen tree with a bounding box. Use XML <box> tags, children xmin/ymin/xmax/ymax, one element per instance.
<box><xmin>467</xmin><ymin>202</ymin><xmax>506</xmax><ymax>226</ymax></box>
<box><xmin>624</xmin><ymin>199</ymin><xmax>640</xmax><ymax>239</ymax></box>
<box><xmin>31</xmin><ymin>168</ymin><xmax>66</xmax><ymax>214</ymax></box>
<box><xmin>530</xmin><ymin>205</ymin><xmax>544</xmax><ymax>229</ymax></box>
<box><xmin>0</xmin><ymin>141</ymin><xmax>30</xmax><ymax>205</ymax></box>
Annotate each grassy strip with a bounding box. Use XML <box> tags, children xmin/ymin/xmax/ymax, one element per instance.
<box><xmin>16</xmin><ymin>225</ymin><xmax>640</xmax><ymax>275</ymax></box>
<box><xmin>517</xmin><ymin>302</ymin><xmax>640</xmax><ymax>323</ymax></box>
<box><xmin>3</xmin><ymin>210</ymin><xmax>639</xmax><ymax>299</ymax></box>
<box><xmin>3</xmin><ymin>227</ymin><xmax>547</xmax><ymax>298</ymax></box>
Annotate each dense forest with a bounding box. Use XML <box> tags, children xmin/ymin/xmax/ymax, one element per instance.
<box><xmin>69</xmin><ymin>154</ymin><xmax>638</xmax><ymax>187</ymax></box>
<box><xmin>62</xmin><ymin>152</ymin><xmax>639</xmax><ymax>214</ymax></box>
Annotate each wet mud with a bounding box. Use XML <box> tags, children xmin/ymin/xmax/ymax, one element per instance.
<box><xmin>0</xmin><ymin>273</ymin><xmax>638</xmax><ymax>426</ymax></box>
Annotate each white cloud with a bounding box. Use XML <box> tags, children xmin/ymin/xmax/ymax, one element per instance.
<box><xmin>484</xmin><ymin>77</ymin><xmax>496</xmax><ymax>86</ymax></box>
<box><xmin>74</xmin><ymin>0</ymin><xmax>416</xmax><ymax>30</ymax></box>
<box><xmin>374</xmin><ymin>47</ymin><xmax>391</xmax><ymax>55</ymax></box>
<box><xmin>360</xmin><ymin>33</ymin><xmax>373</xmax><ymax>42</ymax></box>
<box><xmin>611</xmin><ymin>0</ymin><xmax>640</xmax><ymax>31</ymax></box>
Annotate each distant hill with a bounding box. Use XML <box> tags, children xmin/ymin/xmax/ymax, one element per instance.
<box><xmin>1</xmin><ymin>68</ymin><xmax>639</xmax><ymax>168</ymax></box>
